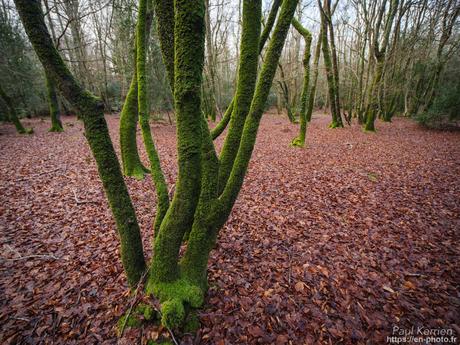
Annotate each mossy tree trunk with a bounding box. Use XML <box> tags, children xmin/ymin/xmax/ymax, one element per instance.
<box><xmin>136</xmin><ymin>0</ymin><xmax>170</xmax><ymax>236</ymax></box>
<box><xmin>291</xmin><ymin>18</ymin><xmax>312</xmax><ymax>147</ymax></box>
<box><xmin>14</xmin><ymin>0</ymin><xmax>146</xmax><ymax>287</ymax></box>
<box><xmin>17</xmin><ymin>0</ymin><xmax>299</xmax><ymax>332</ymax></box>
<box><xmin>149</xmin><ymin>0</ymin><xmax>299</xmax><ymax>329</ymax></box>
<box><xmin>364</xmin><ymin>0</ymin><xmax>398</xmax><ymax>132</ymax></box>
<box><xmin>210</xmin><ymin>0</ymin><xmax>282</xmax><ymax>140</ymax></box>
<box><xmin>323</xmin><ymin>0</ymin><xmax>345</xmax><ymax>125</ymax></box>
<box><xmin>277</xmin><ymin>63</ymin><xmax>296</xmax><ymax>123</ymax></box>
<box><xmin>318</xmin><ymin>0</ymin><xmax>343</xmax><ymax>128</ymax></box>
<box><xmin>119</xmin><ymin>16</ymin><xmax>155</xmax><ymax>180</ymax></box>
<box><xmin>305</xmin><ymin>26</ymin><xmax>322</xmax><ymax>123</ymax></box>
<box><xmin>45</xmin><ymin>72</ymin><xmax>63</xmax><ymax>132</ymax></box>
<box><xmin>120</xmin><ymin>70</ymin><xmax>148</xmax><ymax>179</ymax></box>
<box><xmin>203</xmin><ymin>0</ymin><xmax>220</xmax><ymax>121</ymax></box>
<box><xmin>0</xmin><ymin>84</ymin><xmax>32</xmax><ymax>134</ymax></box>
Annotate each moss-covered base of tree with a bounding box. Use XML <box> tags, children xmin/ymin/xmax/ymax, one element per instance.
<box><xmin>125</xmin><ymin>163</ymin><xmax>150</xmax><ymax>180</ymax></box>
<box><xmin>48</xmin><ymin>124</ymin><xmax>64</xmax><ymax>132</ymax></box>
<box><xmin>183</xmin><ymin>310</ymin><xmax>201</xmax><ymax>333</ymax></box>
<box><xmin>362</xmin><ymin>125</ymin><xmax>376</xmax><ymax>133</ymax></box>
<box><xmin>145</xmin><ymin>277</ymin><xmax>204</xmax><ymax>330</ymax></box>
<box><xmin>290</xmin><ymin>136</ymin><xmax>305</xmax><ymax>148</ymax></box>
<box><xmin>116</xmin><ymin>302</ymin><xmax>160</xmax><ymax>336</ymax></box>
<box><xmin>18</xmin><ymin>127</ymin><xmax>34</xmax><ymax>135</ymax></box>
<box><xmin>382</xmin><ymin>116</ymin><xmax>392</xmax><ymax>123</ymax></box>
<box><xmin>328</xmin><ymin>121</ymin><xmax>342</xmax><ymax>129</ymax></box>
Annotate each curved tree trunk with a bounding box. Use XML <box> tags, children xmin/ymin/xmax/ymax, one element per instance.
<box><xmin>210</xmin><ymin>0</ymin><xmax>282</xmax><ymax>140</ymax></box>
<box><xmin>119</xmin><ymin>70</ymin><xmax>148</xmax><ymax>179</ymax></box>
<box><xmin>291</xmin><ymin>18</ymin><xmax>312</xmax><ymax>147</ymax></box>
<box><xmin>15</xmin><ymin>0</ymin><xmax>146</xmax><ymax>287</ymax></box>
<box><xmin>305</xmin><ymin>27</ymin><xmax>322</xmax><ymax>123</ymax></box>
<box><xmin>136</xmin><ymin>0</ymin><xmax>170</xmax><ymax>236</ymax></box>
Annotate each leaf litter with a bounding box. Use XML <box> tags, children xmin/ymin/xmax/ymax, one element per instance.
<box><xmin>0</xmin><ymin>112</ymin><xmax>459</xmax><ymax>344</ymax></box>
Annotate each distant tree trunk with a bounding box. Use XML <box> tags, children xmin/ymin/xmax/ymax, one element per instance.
<box><xmin>46</xmin><ymin>73</ymin><xmax>63</xmax><ymax>132</ymax></box>
<box><xmin>291</xmin><ymin>18</ymin><xmax>312</xmax><ymax>147</ymax></box>
<box><xmin>364</xmin><ymin>0</ymin><xmax>399</xmax><ymax>132</ymax></box>
<box><xmin>417</xmin><ymin>0</ymin><xmax>459</xmax><ymax>115</ymax></box>
<box><xmin>324</xmin><ymin>0</ymin><xmax>345</xmax><ymax>125</ymax></box>
<box><xmin>0</xmin><ymin>84</ymin><xmax>32</xmax><ymax>134</ymax></box>
<box><xmin>319</xmin><ymin>0</ymin><xmax>343</xmax><ymax>128</ymax></box>
<box><xmin>43</xmin><ymin>0</ymin><xmax>64</xmax><ymax>132</ymax></box>
<box><xmin>278</xmin><ymin>63</ymin><xmax>296</xmax><ymax>123</ymax></box>
<box><xmin>306</xmin><ymin>27</ymin><xmax>322</xmax><ymax>123</ymax></box>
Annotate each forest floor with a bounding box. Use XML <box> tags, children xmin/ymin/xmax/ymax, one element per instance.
<box><xmin>1</xmin><ymin>111</ymin><xmax>459</xmax><ymax>345</ymax></box>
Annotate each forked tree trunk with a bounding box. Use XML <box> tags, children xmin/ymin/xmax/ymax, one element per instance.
<box><xmin>136</xmin><ymin>0</ymin><xmax>170</xmax><ymax>236</ymax></box>
<box><xmin>16</xmin><ymin>0</ymin><xmax>299</xmax><ymax>332</ymax></box>
<box><xmin>364</xmin><ymin>0</ymin><xmax>399</xmax><ymax>132</ymax></box>
<box><xmin>210</xmin><ymin>0</ymin><xmax>282</xmax><ymax>140</ymax></box>
<box><xmin>149</xmin><ymin>0</ymin><xmax>298</xmax><ymax>329</ymax></box>
<box><xmin>324</xmin><ymin>0</ymin><xmax>344</xmax><ymax>125</ymax></box>
<box><xmin>43</xmin><ymin>0</ymin><xmax>64</xmax><ymax>133</ymax></box>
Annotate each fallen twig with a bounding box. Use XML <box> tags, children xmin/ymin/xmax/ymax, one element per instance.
<box><xmin>2</xmin><ymin>244</ymin><xmax>60</xmax><ymax>261</ymax></box>
<box><xmin>16</xmin><ymin>167</ymin><xmax>61</xmax><ymax>182</ymax></box>
<box><xmin>151</xmin><ymin>304</ymin><xmax>179</xmax><ymax>345</ymax></box>
<box><xmin>119</xmin><ymin>271</ymin><xmax>148</xmax><ymax>337</ymax></box>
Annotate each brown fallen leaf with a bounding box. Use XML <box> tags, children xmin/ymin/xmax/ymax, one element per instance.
<box><xmin>295</xmin><ymin>281</ymin><xmax>306</xmax><ymax>292</ymax></box>
<box><xmin>383</xmin><ymin>285</ymin><xmax>395</xmax><ymax>293</ymax></box>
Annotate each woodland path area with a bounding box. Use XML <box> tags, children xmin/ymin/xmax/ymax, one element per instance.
<box><xmin>1</xmin><ymin>112</ymin><xmax>459</xmax><ymax>344</ymax></box>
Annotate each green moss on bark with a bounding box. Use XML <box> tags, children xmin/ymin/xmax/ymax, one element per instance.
<box><xmin>120</xmin><ymin>70</ymin><xmax>148</xmax><ymax>180</ymax></box>
<box><xmin>180</xmin><ymin>0</ymin><xmax>299</xmax><ymax>292</ymax></box>
<box><xmin>210</xmin><ymin>0</ymin><xmax>281</xmax><ymax>141</ymax></box>
<box><xmin>291</xmin><ymin>18</ymin><xmax>312</xmax><ymax>147</ymax></box>
<box><xmin>148</xmin><ymin>0</ymin><xmax>205</xmax><ymax>287</ymax></box>
<box><xmin>319</xmin><ymin>0</ymin><xmax>343</xmax><ymax>128</ymax></box>
<box><xmin>306</xmin><ymin>27</ymin><xmax>322</xmax><ymax>123</ymax></box>
<box><xmin>217</xmin><ymin>0</ymin><xmax>262</xmax><ymax>192</ymax></box>
<box><xmin>0</xmin><ymin>84</ymin><xmax>32</xmax><ymax>134</ymax></box>
<box><xmin>45</xmin><ymin>72</ymin><xmax>63</xmax><ymax>132</ymax></box>
<box><xmin>210</xmin><ymin>99</ymin><xmax>233</xmax><ymax>139</ymax></box>
<box><xmin>136</xmin><ymin>0</ymin><xmax>170</xmax><ymax>236</ymax></box>
<box><xmin>15</xmin><ymin>0</ymin><xmax>146</xmax><ymax>287</ymax></box>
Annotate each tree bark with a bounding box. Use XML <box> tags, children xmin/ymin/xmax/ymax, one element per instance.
<box><xmin>291</xmin><ymin>18</ymin><xmax>312</xmax><ymax>147</ymax></box>
<box><xmin>14</xmin><ymin>0</ymin><xmax>146</xmax><ymax>287</ymax></box>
